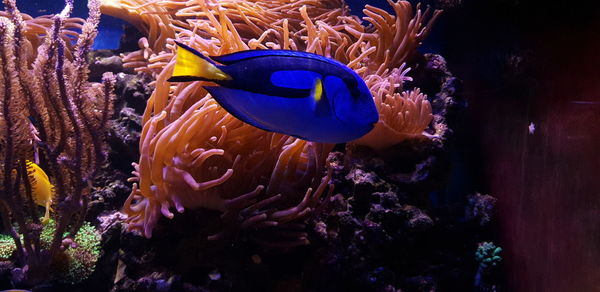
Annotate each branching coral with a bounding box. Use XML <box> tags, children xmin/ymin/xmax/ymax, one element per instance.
<box><xmin>0</xmin><ymin>10</ymin><xmax>86</xmax><ymax>61</ymax></box>
<box><xmin>0</xmin><ymin>0</ymin><xmax>113</xmax><ymax>285</ymax></box>
<box><xmin>102</xmin><ymin>0</ymin><xmax>441</xmax><ymax>242</ymax></box>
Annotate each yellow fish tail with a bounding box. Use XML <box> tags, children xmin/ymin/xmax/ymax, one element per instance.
<box><xmin>168</xmin><ymin>41</ymin><xmax>231</xmax><ymax>82</ymax></box>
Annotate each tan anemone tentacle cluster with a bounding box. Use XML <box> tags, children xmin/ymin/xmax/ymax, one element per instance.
<box><xmin>124</xmin><ymin>59</ymin><xmax>335</xmax><ymax>240</ymax></box>
<box><xmin>99</xmin><ymin>0</ymin><xmax>176</xmax><ymax>51</ymax></box>
<box><xmin>355</xmin><ymin>65</ymin><xmax>435</xmax><ymax>151</ymax></box>
<box><xmin>355</xmin><ymin>87</ymin><xmax>434</xmax><ymax>151</ymax></box>
<box><xmin>360</xmin><ymin>1</ymin><xmax>440</xmax><ymax>73</ymax></box>
<box><xmin>102</xmin><ymin>0</ymin><xmax>441</xmax><ymax>241</ymax></box>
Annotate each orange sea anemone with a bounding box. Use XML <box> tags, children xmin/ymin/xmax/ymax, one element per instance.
<box><xmin>355</xmin><ymin>66</ymin><xmax>437</xmax><ymax>151</ymax></box>
<box><xmin>102</xmin><ymin>0</ymin><xmax>441</xmax><ymax>242</ymax></box>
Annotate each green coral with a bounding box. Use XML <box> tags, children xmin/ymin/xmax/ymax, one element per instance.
<box><xmin>0</xmin><ymin>219</ymin><xmax>101</xmax><ymax>284</ymax></box>
<box><xmin>46</xmin><ymin>219</ymin><xmax>102</xmax><ymax>284</ymax></box>
<box><xmin>40</xmin><ymin>219</ymin><xmax>56</xmax><ymax>249</ymax></box>
<box><xmin>0</xmin><ymin>234</ymin><xmax>16</xmax><ymax>260</ymax></box>
<box><xmin>475</xmin><ymin>241</ymin><xmax>502</xmax><ymax>269</ymax></box>
<box><xmin>62</xmin><ymin>221</ymin><xmax>102</xmax><ymax>284</ymax></box>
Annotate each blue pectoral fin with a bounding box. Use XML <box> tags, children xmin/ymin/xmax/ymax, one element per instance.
<box><xmin>203</xmin><ymin>86</ymin><xmax>279</xmax><ymax>133</ymax></box>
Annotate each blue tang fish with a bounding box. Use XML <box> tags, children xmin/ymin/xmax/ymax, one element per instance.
<box><xmin>167</xmin><ymin>41</ymin><xmax>379</xmax><ymax>143</ymax></box>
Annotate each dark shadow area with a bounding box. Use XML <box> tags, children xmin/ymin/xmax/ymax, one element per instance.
<box><xmin>429</xmin><ymin>0</ymin><xmax>600</xmax><ymax>291</ymax></box>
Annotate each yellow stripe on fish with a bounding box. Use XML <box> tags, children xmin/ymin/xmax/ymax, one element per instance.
<box><xmin>313</xmin><ymin>78</ymin><xmax>323</xmax><ymax>102</ymax></box>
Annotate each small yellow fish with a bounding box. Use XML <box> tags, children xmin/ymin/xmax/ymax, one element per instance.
<box><xmin>25</xmin><ymin>161</ymin><xmax>53</xmax><ymax>224</ymax></box>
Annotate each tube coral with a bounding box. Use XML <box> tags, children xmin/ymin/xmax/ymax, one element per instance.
<box><xmin>0</xmin><ymin>0</ymin><xmax>113</xmax><ymax>285</ymax></box>
<box><xmin>102</xmin><ymin>0</ymin><xmax>441</xmax><ymax>242</ymax></box>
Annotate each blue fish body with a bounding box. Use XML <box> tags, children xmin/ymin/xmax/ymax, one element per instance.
<box><xmin>168</xmin><ymin>42</ymin><xmax>378</xmax><ymax>143</ymax></box>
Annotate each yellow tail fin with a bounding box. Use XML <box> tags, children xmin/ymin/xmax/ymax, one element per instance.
<box><xmin>168</xmin><ymin>41</ymin><xmax>231</xmax><ymax>82</ymax></box>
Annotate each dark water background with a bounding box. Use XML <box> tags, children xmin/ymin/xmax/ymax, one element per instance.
<box><xmin>2</xmin><ymin>0</ymin><xmax>600</xmax><ymax>291</ymax></box>
<box><xmin>433</xmin><ymin>1</ymin><xmax>600</xmax><ymax>291</ymax></box>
